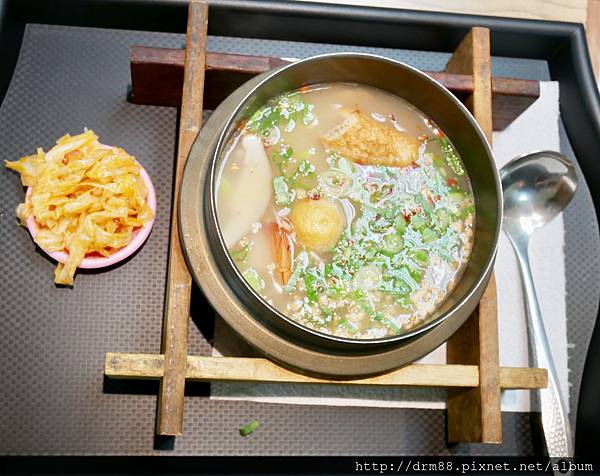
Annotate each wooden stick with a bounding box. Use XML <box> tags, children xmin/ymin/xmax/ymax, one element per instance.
<box><xmin>157</xmin><ymin>0</ymin><xmax>208</xmax><ymax>437</ymax></box>
<box><xmin>105</xmin><ymin>353</ymin><xmax>548</xmax><ymax>390</ymax></box>
<box><xmin>445</xmin><ymin>27</ymin><xmax>503</xmax><ymax>444</ymax></box>
<box><xmin>128</xmin><ymin>46</ymin><xmax>539</xmax><ymax>130</ymax></box>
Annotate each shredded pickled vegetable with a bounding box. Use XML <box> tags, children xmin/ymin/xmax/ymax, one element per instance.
<box><xmin>5</xmin><ymin>130</ymin><xmax>154</xmax><ymax>285</ymax></box>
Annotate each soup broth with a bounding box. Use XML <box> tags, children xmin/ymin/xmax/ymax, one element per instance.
<box><xmin>216</xmin><ymin>83</ymin><xmax>475</xmax><ymax>339</ymax></box>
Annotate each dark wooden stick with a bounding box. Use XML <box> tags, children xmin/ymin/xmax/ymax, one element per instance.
<box><xmin>157</xmin><ymin>0</ymin><xmax>208</xmax><ymax>437</ymax></box>
<box><xmin>129</xmin><ymin>46</ymin><xmax>539</xmax><ymax>131</ymax></box>
<box><xmin>445</xmin><ymin>27</ymin><xmax>502</xmax><ymax>444</ymax></box>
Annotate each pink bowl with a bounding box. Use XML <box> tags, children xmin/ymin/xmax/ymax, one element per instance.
<box><xmin>26</xmin><ymin>162</ymin><xmax>156</xmax><ymax>269</ymax></box>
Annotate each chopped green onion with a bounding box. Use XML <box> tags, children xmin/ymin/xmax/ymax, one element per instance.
<box><xmin>320</xmin><ymin>305</ymin><xmax>335</xmax><ymax>323</ymax></box>
<box><xmin>461</xmin><ymin>204</ymin><xmax>476</xmax><ymax>219</ymax></box>
<box><xmin>421</xmin><ymin>227</ymin><xmax>438</xmax><ymax>243</ymax></box>
<box><xmin>242</xmin><ymin>268</ymin><xmax>265</xmax><ymax>292</ymax></box>
<box><xmin>239</xmin><ymin>420</ymin><xmax>260</xmax><ymax>437</ymax></box>
<box><xmin>325</xmin><ymin>262</ymin><xmax>343</xmax><ymax>278</ymax></box>
<box><xmin>447</xmin><ymin>191</ymin><xmax>465</xmax><ymax>215</ymax></box>
<box><xmin>273</xmin><ymin>176</ymin><xmax>292</xmax><ymax>205</ymax></box>
<box><xmin>338</xmin><ymin>319</ymin><xmax>358</xmax><ymax>334</ymax></box>
<box><xmin>383</xmin><ymin>319</ymin><xmax>402</xmax><ymax>334</ymax></box>
<box><xmin>410</xmin><ymin>215</ymin><xmax>426</xmax><ymax>231</ymax></box>
<box><xmin>297</xmin><ymin>160</ymin><xmax>316</xmax><ymax>176</ymax></box>
<box><xmin>434</xmin><ymin>209</ymin><xmax>451</xmax><ymax>231</ymax></box>
<box><xmin>229</xmin><ymin>243</ymin><xmax>251</xmax><ymax>263</ymax></box>
<box><xmin>398</xmin><ymin>266</ymin><xmax>420</xmax><ymax>291</ymax></box>
<box><xmin>407</xmin><ymin>266</ymin><xmax>423</xmax><ymax>285</ymax></box>
<box><xmin>394</xmin><ymin>294</ymin><xmax>411</xmax><ymax>308</ymax></box>
<box><xmin>247</xmin><ymin>92</ymin><xmax>312</xmax><ymax>137</ymax></box>
<box><xmin>283</xmin><ymin>251</ymin><xmax>309</xmax><ymax>293</ymax></box>
<box><xmin>415</xmin><ymin>193</ymin><xmax>433</xmax><ymax>215</ymax></box>
<box><xmin>304</xmin><ymin>272</ymin><xmax>320</xmax><ymax>302</ymax></box>
<box><xmin>369</xmin><ymin>217</ymin><xmax>392</xmax><ymax>233</ymax></box>
<box><xmin>394</xmin><ymin>216</ymin><xmax>407</xmax><ymax>234</ymax></box>
<box><xmin>352</xmin><ymin>289</ymin><xmax>367</xmax><ymax>301</ymax></box>
<box><xmin>381</xmin><ymin>233</ymin><xmax>404</xmax><ymax>255</ymax></box>
<box><xmin>410</xmin><ymin>249</ymin><xmax>429</xmax><ymax>266</ymax></box>
<box><xmin>393</xmin><ymin>279</ymin><xmax>411</xmax><ymax>295</ymax></box>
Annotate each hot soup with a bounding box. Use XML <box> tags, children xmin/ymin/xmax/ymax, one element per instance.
<box><xmin>216</xmin><ymin>83</ymin><xmax>475</xmax><ymax>339</ymax></box>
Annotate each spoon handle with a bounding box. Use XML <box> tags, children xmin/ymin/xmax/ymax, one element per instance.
<box><xmin>513</xmin><ymin>242</ymin><xmax>573</xmax><ymax>458</ymax></box>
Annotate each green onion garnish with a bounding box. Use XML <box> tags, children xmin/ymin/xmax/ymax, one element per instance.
<box><xmin>239</xmin><ymin>419</ymin><xmax>260</xmax><ymax>437</ymax></box>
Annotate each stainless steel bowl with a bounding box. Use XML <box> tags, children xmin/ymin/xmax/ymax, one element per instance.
<box><xmin>180</xmin><ymin>53</ymin><xmax>502</xmax><ymax>376</ymax></box>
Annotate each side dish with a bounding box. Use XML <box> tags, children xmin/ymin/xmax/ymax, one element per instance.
<box><xmin>5</xmin><ymin>130</ymin><xmax>155</xmax><ymax>285</ymax></box>
<box><xmin>216</xmin><ymin>83</ymin><xmax>475</xmax><ymax>339</ymax></box>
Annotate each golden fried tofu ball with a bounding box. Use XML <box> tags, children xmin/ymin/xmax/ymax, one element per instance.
<box><xmin>290</xmin><ymin>198</ymin><xmax>345</xmax><ymax>252</ymax></box>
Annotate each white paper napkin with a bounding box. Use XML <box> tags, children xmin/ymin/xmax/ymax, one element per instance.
<box><xmin>210</xmin><ymin>82</ymin><xmax>568</xmax><ymax>413</ymax></box>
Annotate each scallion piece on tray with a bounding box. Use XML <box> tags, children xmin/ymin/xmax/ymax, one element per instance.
<box><xmin>239</xmin><ymin>419</ymin><xmax>260</xmax><ymax>437</ymax></box>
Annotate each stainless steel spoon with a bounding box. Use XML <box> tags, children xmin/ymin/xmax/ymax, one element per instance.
<box><xmin>501</xmin><ymin>150</ymin><xmax>577</xmax><ymax>458</ymax></box>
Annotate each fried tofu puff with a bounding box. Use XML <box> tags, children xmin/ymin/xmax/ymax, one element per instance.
<box><xmin>290</xmin><ymin>198</ymin><xmax>345</xmax><ymax>253</ymax></box>
<box><xmin>321</xmin><ymin>109</ymin><xmax>420</xmax><ymax>168</ymax></box>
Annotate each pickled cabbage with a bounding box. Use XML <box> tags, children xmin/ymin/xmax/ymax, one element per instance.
<box><xmin>5</xmin><ymin>130</ymin><xmax>154</xmax><ymax>285</ymax></box>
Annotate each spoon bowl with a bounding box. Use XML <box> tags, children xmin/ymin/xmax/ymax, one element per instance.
<box><xmin>501</xmin><ymin>150</ymin><xmax>577</xmax><ymax>238</ymax></box>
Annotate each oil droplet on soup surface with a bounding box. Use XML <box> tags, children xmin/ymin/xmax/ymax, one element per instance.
<box><xmin>216</xmin><ymin>83</ymin><xmax>475</xmax><ymax>339</ymax></box>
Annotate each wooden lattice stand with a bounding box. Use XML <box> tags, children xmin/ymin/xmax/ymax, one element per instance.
<box><xmin>105</xmin><ymin>0</ymin><xmax>547</xmax><ymax>443</ymax></box>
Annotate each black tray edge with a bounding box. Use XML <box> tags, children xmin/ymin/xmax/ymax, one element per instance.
<box><xmin>0</xmin><ymin>0</ymin><xmax>599</xmax><ymax>456</ymax></box>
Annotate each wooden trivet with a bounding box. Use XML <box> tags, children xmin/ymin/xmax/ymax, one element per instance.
<box><xmin>105</xmin><ymin>0</ymin><xmax>547</xmax><ymax>444</ymax></box>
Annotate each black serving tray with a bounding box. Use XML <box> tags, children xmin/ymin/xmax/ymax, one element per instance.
<box><xmin>0</xmin><ymin>0</ymin><xmax>599</xmax><ymax>463</ymax></box>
